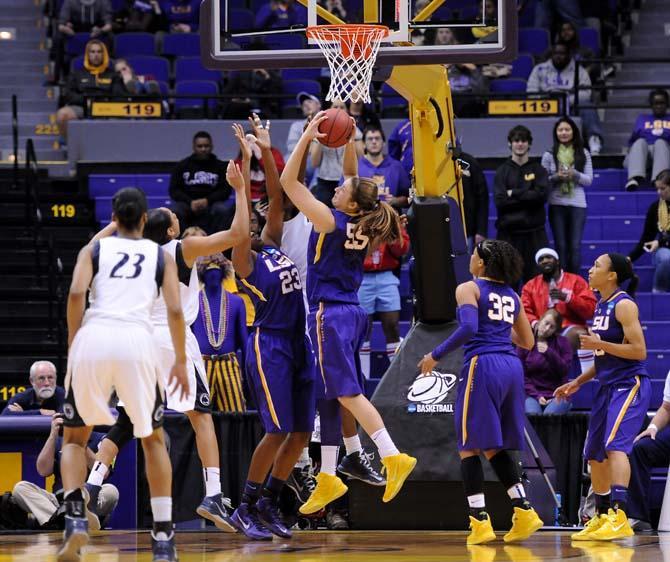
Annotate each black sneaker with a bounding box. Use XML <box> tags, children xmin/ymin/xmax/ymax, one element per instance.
<box><xmin>337</xmin><ymin>451</ymin><xmax>386</xmax><ymax>487</ymax></box>
<box><xmin>326</xmin><ymin>511</ymin><xmax>349</xmax><ymax>530</ymax></box>
<box><xmin>286</xmin><ymin>462</ymin><xmax>317</xmax><ymax>505</ymax></box>
<box><xmin>151</xmin><ymin>529</ymin><xmax>177</xmax><ymax>562</ymax></box>
<box><xmin>625</xmin><ymin>177</ymin><xmax>641</xmax><ymax>191</ymax></box>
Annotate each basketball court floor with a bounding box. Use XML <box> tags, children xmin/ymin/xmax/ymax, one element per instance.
<box><xmin>0</xmin><ymin>531</ymin><xmax>667</xmax><ymax>561</ymax></box>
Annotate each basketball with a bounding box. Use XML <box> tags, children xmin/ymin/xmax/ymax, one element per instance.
<box><xmin>318</xmin><ymin>108</ymin><xmax>354</xmax><ymax>148</ymax></box>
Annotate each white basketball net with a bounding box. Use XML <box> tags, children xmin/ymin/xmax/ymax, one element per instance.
<box><xmin>307</xmin><ymin>25</ymin><xmax>389</xmax><ymax>104</ymax></box>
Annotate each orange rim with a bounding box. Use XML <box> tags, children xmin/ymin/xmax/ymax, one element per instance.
<box><xmin>306</xmin><ymin>24</ymin><xmax>389</xmax><ymax>59</ymax></box>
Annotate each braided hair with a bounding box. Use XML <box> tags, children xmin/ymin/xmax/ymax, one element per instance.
<box><xmin>476</xmin><ymin>239</ymin><xmax>524</xmax><ymax>286</ymax></box>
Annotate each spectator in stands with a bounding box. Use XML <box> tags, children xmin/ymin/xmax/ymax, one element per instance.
<box><xmin>222</xmin><ymin>68</ymin><xmax>283</xmax><ymax>119</ymax></box>
<box><xmin>192</xmin><ymin>253</ymin><xmax>248</xmax><ymax>413</ymax></box>
<box><xmin>624</xmin><ymin>89</ymin><xmax>670</xmax><ymax>191</ymax></box>
<box><xmin>1</xmin><ymin>361</ymin><xmax>64</xmax><ymax>416</ymax></box>
<box><xmin>388</xmin><ymin>117</ymin><xmax>413</xmax><ymax>177</ymax></box>
<box><xmin>12</xmin><ymin>415</ymin><xmax>118</xmax><ymax>529</ymax></box>
<box><xmin>521</xmin><ymin>247</ymin><xmax>597</xmax><ymax>373</ymax></box>
<box><xmin>235</xmin><ymin>134</ymin><xmax>285</xmax><ymax>202</ymax></box>
<box><xmin>628</xmin><ymin>169</ymin><xmax>670</xmax><ymax>293</ymax></box>
<box><xmin>534</xmin><ymin>0</ymin><xmax>585</xmax><ymax>30</ymax></box>
<box><xmin>318</xmin><ymin>0</ymin><xmax>346</xmax><ymax>20</ymax></box>
<box><xmin>358</xmin><ymin>126</ymin><xmax>410</xmax><ymax>212</ymax></box>
<box><xmin>541</xmin><ymin>116</ymin><xmax>593</xmax><ymax>274</ymax></box>
<box><xmin>527</xmin><ymin>42</ymin><xmax>604</xmax><ymax>155</ymax></box>
<box><xmin>348</xmin><ymin>99</ymin><xmax>382</xmax><ymax>133</ymax></box>
<box><xmin>555</xmin><ymin>21</ymin><xmax>598</xmax><ymax>79</ymax></box>
<box><xmin>160</xmin><ymin>0</ymin><xmax>200</xmax><ymax>32</ymax></box>
<box><xmin>255</xmin><ymin>0</ymin><xmax>303</xmax><ymax>30</ymax></box>
<box><xmin>56</xmin><ymin>39</ymin><xmax>122</xmax><ymax>144</ymax></box>
<box><xmin>358</xmin><ymin>224</ymin><xmax>410</xmax><ymax>378</ymax></box>
<box><xmin>458</xmin><ymin>151</ymin><xmax>490</xmax><ymax>252</ymax></box>
<box><xmin>627</xmin><ymin>367</ymin><xmax>670</xmax><ymax>531</ymax></box>
<box><xmin>122</xmin><ymin>0</ymin><xmax>164</xmax><ymax>32</ymax></box>
<box><xmin>114</xmin><ymin>58</ymin><xmax>161</xmax><ymax>95</ymax></box>
<box><xmin>285</xmin><ymin>91</ymin><xmax>321</xmax><ymax>159</ymax></box>
<box><xmin>519</xmin><ymin>309</ymin><xmax>573</xmax><ymax>415</ymax></box>
<box><xmin>169</xmin><ymin>130</ymin><xmax>235</xmax><ymax>233</ymax></box>
<box><xmin>494</xmin><ymin>125</ymin><xmax>549</xmax><ymax>282</ymax></box>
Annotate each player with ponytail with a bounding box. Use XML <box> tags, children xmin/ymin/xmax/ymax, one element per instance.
<box><xmin>280</xmin><ymin>111</ymin><xmax>416</xmax><ymax>515</ymax></box>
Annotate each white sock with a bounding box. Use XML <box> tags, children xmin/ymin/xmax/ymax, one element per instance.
<box><xmin>86</xmin><ymin>461</ymin><xmax>107</xmax><ymax>487</ymax></box>
<box><xmin>343</xmin><ymin>434</ymin><xmax>363</xmax><ymax>456</ymax></box>
<box><xmin>371</xmin><ymin>428</ymin><xmax>399</xmax><ymax>458</ymax></box>
<box><xmin>578</xmin><ymin>349</ymin><xmax>595</xmax><ymax>374</ymax></box>
<box><xmin>386</xmin><ymin>341</ymin><xmax>400</xmax><ymax>358</ymax></box>
<box><xmin>203</xmin><ymin>467</ymin><xmax>221</xmax><ymax>497</ymax></box>
<box><xmin>360</xmin><ymin>341</ymin><xmax>371</xmax><ymax>379</ymax></box>
<box><xmin>468</xmin><ymin>493</ymin><xmax>486</xmax><ymax>509</ymax></box>
<box><xmin>295</xmin><ymin>447</ymin><xmax>310</xmax><ymax>469</ymax></box>
<box><xmin>151</xmin><ymin>496</ymin><xmax>172</xmax><ymax>522</ymax></box>
<box><xmin>321</xmin><ymin>446</ymin><xmax>339</xmax><ymax>475</ymax></box>
<box><xmin>507</xmin><ymin>483</ymin><xmax>526</xmax><ymax>500</ymax></box>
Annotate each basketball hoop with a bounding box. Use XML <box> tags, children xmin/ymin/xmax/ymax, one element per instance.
<box><xmin>306</xmin><ymin>24</ymin><xmax>389</xmax><ymax>104</ymax></box>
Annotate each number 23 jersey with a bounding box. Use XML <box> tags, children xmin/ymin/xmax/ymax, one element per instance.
<box><xmin>240</xmin><ymin>246</ymin><xmax>305</xmax><ymax>332</ymax></box>
<box><xmin>463</xmin><ymin>278</ymin><xmax>520</xmax><ymax>363</ymax></box>
<box><xmin>307</xmin><ymin>209</ymin><xmax>368</xmax><ymax>308</ymax></box>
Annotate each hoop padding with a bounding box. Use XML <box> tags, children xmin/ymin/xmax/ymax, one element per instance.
<box><xmin>306</xmin><ymin>24</ymin><xmax>389</xmax><ymax>104</ymax></box>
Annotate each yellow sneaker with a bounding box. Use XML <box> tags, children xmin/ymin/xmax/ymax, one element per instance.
<box><xmin>588</xmin><ymin>509</ymin><xmax>634</xmax><ymax>541</ymax></box>
<box><xmin>503</xmin><ymin>507</ymin><xmax>543</xmax><ymax>543</ymax></box>
<box><xmin>571</xmin><ymin>514</ymin><xmax>608</xmax><ymax>541</ymax></box>
<box><xmin>467</xmin><ymin>514</ymin><xmax>497</xmax><ymax>545</ymax></box>
<box><xmin>298</xmin><ymin>473</ymin><xmax>348</xmax><ymax>515</ymax></box>
<box><xmin>381</xmin><ymin>453</ymin><xmax>417</xmax><ymax>503</ymax></box>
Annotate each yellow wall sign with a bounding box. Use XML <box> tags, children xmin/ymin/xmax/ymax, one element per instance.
<box><xmin>488</xmin><ymin>99</ymin><xmax>559</xmax><ymax>116</ymax></box>
<box><xmin>91</xmin><ymin>101</ymin><xmax>162</xmax><ymax>118</ymax></box>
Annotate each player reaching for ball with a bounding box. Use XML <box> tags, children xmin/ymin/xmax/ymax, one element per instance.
<box><xmin>418</xmin><ymin>239</ymin><xmax>543</xmax><ymax>545</ymax></box>
<box><xmin>280</xmin><ymin>110</ymin><xmax>417</xmax><ymax>513</ymax></box>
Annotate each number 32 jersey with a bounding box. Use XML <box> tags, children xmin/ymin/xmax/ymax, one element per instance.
<box><xmin>240</xmin><ymin>246</ymin><xmax>305</xmax><ymax>332</ymax></box>
<box><xmin>463</xmin><ymin>278</ymin><xmax>520</xmax><ymax>362</ymax></box>
<box><xmin>85</xmin><ymin>237</ymin><xmax>163</xmax><ymax>331</ymax></box>
<box><xmin>307</xmin><ymin>209</ymin><xmax>369</xmax><ymax>308</ymax></box>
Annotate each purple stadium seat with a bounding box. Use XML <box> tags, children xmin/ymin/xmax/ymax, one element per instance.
<box><xmin>643</xmin><ymin>322</ymin><xmax>670</xmax><ymax>349</ymax></box>
<box><xmin>518</xmin><ymin>28</ymin><xmax>550</xmax><ymax>56</ymax></box>
<box><xmin>636</xmin><ymin>191</ymin><xmax>658</xmax><ymax>214</ymax></box>
<box><xmin>582</xmin><ymin>218</ymin><xmax>602</xmax><ymax>239</ymax></box>
<box><xmin>647</xmin><ymin>352</ymin><xmax>669</xmax><ymax>379</ymax></box>
<box><xmin>601</xmin><ymin>216</ymin><xmax>644</xmax><ymax>240</ymax></box>
<box><xmin>162</xmin><ymin>33</ymin><xmax>201</xmax><ymax>57</ymax></box>
<box><xmin>591</xmin><ymin>168</ymin><xmax>626</xmax><ymax>189</ymax></box>
<box><xmin>66</xmin><ymin>33</ymin><xmax>91</xmax><ymax>56</ymax></box>
<box><xmin>114</xmin><ymin>33</ymin><xmax>156</xmax><ymax>57</ymax></box>
<box><xmin>281</xmin><ymin>79</ymin><xmax>321</xmax><ymax>108</ymax></box>
<box><xmin>70</xmin><ymin>55</ymin><xmax>85</xmax><ymax>72</ymax></box>
<box><xmin>136</xmin><ymin>174</ymin><xmax>171</xmax><ymax>197</ymax></box>
<box><xmin>174</xmin><ymin>56</ymin><xmax>221</xmax><ymax>82</ymax></box>
<box><xmin>89</xmin><ymin>174</ymin><xmax>137</xmax><ymax>197</ymax></box>
<box><xmin>586</xmin><ymin>192</ymin><xmax>632</xmax><ymax>215</ymax></box>
<box><xmin>652</xmin><ymin>294</ymin><xmax>670</xmax><ymax>320</ymax></box>
<box><xmin>95</xmin><ymin>196</ymin><xmax>170</xmax><ymax>222</ymax></box>
<box><xmin>510</xmin><ymin>54</ymin><xmax>534</xmax><ymax>80</ymax></box>
<box><xmin>174</xmin><ymin>80</ymin><xmax>219</xmax><ymax>113</ymax></box>
<box><xmin>490</xmin><ymin>78</ymin><xmax>528</xmax><ymax>93</ymax></box>
<box><xmin>380</xmin><ymin>82</ymin><xmax>406</xmax><ymax>114</ymax></box>
<box><xmin>125</xmin><ymin>56</ymin><xmax>170</xmax><ymax>83</ymax></box>
<box><xmin>579</xmin><ymin>27</ymin><xmax>600</xmax><ymax>55</ymax></box>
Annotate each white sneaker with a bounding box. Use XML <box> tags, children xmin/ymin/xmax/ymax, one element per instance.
<box><xmin>589</xmin><ymin>135</ymin><xmax>602</xmax><ymax>155</ymax></box>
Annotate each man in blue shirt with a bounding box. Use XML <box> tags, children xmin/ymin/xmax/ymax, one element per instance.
<box><xmin>358</xmin><ymin>126</ymin><xmax>410</xmax><ymax>212</ymax></box>
<box><xmin>1</xmin><ymin>361</ymin><xmax>65</xmax><ymax>416</ymax></box>
<box><xmin>625</xmin><ymin>89</ymin><xmax>670</xmax><ymax>191</ymax></box>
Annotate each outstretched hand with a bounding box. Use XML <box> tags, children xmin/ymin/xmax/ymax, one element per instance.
<box><xmin>301</xmin><ymin>110</ymin><xmax>328</xmax><ymax>142</ymax></box>
<box><xmin>248</xmin><ymin>112</ymin><xmax>272</xmax><ymax>150</ymax></box>
<box><xmin>232</xmin><ymin>123</ymin><xmax>252</xmax><ymax>161</ymax></box>
<box><xmin>226</xmin><ymin>160</ymin><xmax>245</xmax><ymax>192</ymax></box>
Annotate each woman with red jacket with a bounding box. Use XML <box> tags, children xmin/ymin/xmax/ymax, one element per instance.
<box><xmin>358</xmin><ymin>226</ymin><xmax>410</xmax><ymax>378</ymax></box>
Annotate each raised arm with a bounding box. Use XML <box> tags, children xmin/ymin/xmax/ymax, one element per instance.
<box><xmin>67</xmin><ymin>245</ymin><xmax>94</xmax><ymax>347</ymax></box>
<box><xmin>181</xmin><ymin>161</ymin><xmax>249</xmax><ymax>266</ymax></box>
<box><xmin>230</xmin><ymin>124</ymin><xmax>255</xmax><ymax>279</ymax></box>
<box><xmin>248</xmin><ymin>114</ymin><xmax>284</xmax><ymax>248</ymax></box>
<box><xmin>342</xmin><ymin>117</ymin><xmax>359</xmax><ymax>181</ymax></box>
<box><xmin>280</xmin><ymin>111</ymin><xmax>336</xmax><ymax>233</ymax></box>
<box><xmin>90</xmin><ymin>221</ymin><xmax>118</xmax><ymax>243</ymax></box>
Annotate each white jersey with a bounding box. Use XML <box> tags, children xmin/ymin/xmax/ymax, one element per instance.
<box><xmin>84</xmin><ymin>237</ymin><xmax>163</xmax><ymax>331</ymax></box>
<box><xmin>281</xmin><ymin>211</ymin><xmax>311</xmax><ymax>290</ymax></box>
<box><xmin>151</xmin><ymin>239</ymin><xmax>199</xmax><ymax>327</ymax></box>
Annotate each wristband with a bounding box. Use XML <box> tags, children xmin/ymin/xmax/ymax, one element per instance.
<box><xmin>649</xmin><ymin>423</ymin><xmax>659</xmax><ymax>432</ymax></box>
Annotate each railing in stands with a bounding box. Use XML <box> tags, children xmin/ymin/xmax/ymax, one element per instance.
<box><xmin>24</xmin><ymin>138</ymin><xmax>42</xmax><ymax>283</ymax></box>
<box><xmin>11</xmin><ymin>94</ymin><xmax>19</xmax><ymax>190</ymax></box>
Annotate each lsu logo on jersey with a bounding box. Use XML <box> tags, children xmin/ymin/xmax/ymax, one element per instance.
<box><xmin>592</xmin><ymin>315</ymin><xmax>610</xmax><ymax>332</ymax></box>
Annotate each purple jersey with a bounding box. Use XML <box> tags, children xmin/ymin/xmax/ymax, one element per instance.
<box><xmin>463</xmin><ymin>279</ymin><xmax>520</xmax><ymax>362</ymax></box>
<box><xmin>239</xmin><ymin>247</ymin><xmax>305</xmax><ymax>332</ymax></box>
<box><xmin>306</xmin><ymin>209</ymin><xmax>368</xmax><ymax>308</ymax></box>
<box><xmin>591</xmin><ymin>290</ymin><xmax>648</xmax><ymax>385</ymax></box>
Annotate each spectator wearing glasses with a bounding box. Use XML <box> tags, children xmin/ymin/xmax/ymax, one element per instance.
<box><xmin>1</xmin><ymin>361</ymin><xmax>65</xmax><ymax>416</ymax></box>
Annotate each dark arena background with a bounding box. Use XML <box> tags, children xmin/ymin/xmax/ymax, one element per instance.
<box><xmin>1</xmin><ymin>0</ymin><xmax>670</xmax><ymax>560</ymax></box>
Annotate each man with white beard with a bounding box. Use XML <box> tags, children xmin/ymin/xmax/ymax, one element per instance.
<box><xmin>1</xmin><ymin>361</ymin><xmax>65</xmax><ymax>416</ymax></box>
